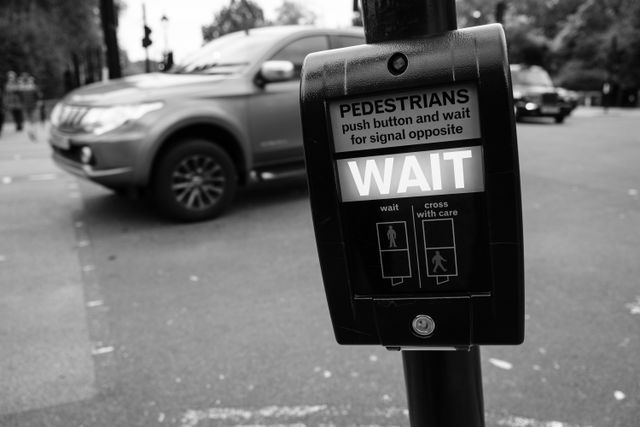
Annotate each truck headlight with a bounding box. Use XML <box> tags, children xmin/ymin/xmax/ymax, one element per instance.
<box><xmin>50</xmin><ymin>102</ymin><xmax>63</xmax><ymax>127</ymax></box>
<box><xmin>80</xmin><ymin>102</ymin><xmax>164</xmax><ymax>135</ymax></box>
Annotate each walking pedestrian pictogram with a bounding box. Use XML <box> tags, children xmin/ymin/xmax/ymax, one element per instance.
<box><xmin>376</xmin><ymin>221</ymin><xmax>411</xmax><ymax>286</ymax></box>
<box><xmin>431</xmin><ymin>250</ymin><xmax>448</xmax><ymax>273</ymax></box>
<box><xmin>422</xmin><ymin>218</ymin><xmax>458</xmax><ymax>285</ymax></box>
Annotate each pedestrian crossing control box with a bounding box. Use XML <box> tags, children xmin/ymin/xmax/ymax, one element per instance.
<box><xmin>300</xmin><ymin>24</ymin><xmax>524</xmax><ymax>349</ymax></box>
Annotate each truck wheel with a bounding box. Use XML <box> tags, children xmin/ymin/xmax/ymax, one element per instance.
<box><xmin>554</xmin><ymin>114</ymin><xmax>565</xmax><ymax>124</ymax></box>
<box><xmin>153</xmin><ymin>139</ymin><xmax>237</xmax><ymax>221</ymax></box>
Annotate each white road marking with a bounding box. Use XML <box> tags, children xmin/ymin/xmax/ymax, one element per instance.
<box><xmin>179</xmin><ymin>405</ymin><xmax>593</xmax><ymax>427</ymax></box>
<box><xmin>86</xmin><ymin>300</ymin><xmax>104</xmax><ymax>308</ymax></box>
<box><xmin>91</xmin><ymin>345</ymin><xmax>114</xmax><ymax>356</ymax></box>
<box><xmin>231</xmin><ymin>424</ymin><xmax>306</xmax><ymax>427</ymax></box>
<box><xmin>496</xmin><ymin>416</ymin><xmax>593</xmax><ymax>427</ymax></box>
<box><xmin>28</xmin><ymin>173</ymin><xmax>57</xmax><ymax>181</ymax></box>
<box><xmin>371</xmin><ymin>407</ymin><xmax>408</xmax><ymax>418</ymax></box>
<box><xmin>625</xmin><ymin>296</ymin><xmax>640</xmax><ymax>314</ymax></box>
<box><xmin>1</xmin><ymin>174</ymin><xmax>60</xmax><ymax>184</ymax></box>
<box><xmin>489</xmin><ymin>358</ymin><xmax>513</xmax><ymax>370</ymax></box>
<box><xmin>180</xmin><ymin>406</ymin><xmax>327</xmax><ymax>427</ymax></box>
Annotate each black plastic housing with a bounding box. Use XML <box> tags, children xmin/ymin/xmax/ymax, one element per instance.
<box><xmin>300</xmin><ymin>24</ymin><xmax>523</xmax><ymax>348</ymax></box>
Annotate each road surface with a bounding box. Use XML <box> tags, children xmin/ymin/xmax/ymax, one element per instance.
<box><xmin>0</xmin><ymin>108</ymin><xmax>638</xmax><ymax>426</ymax></box>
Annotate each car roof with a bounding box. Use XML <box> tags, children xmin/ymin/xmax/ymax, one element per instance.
<box><xmin>236</xmin><ymin>25</ymin><xmax>364</xmax><ymax>38</ymax></box>
<box><xmin>231</xmin><ymin>25</ymin><xmax>365</xmax><ymax>75</ymax></box>
<box><xmin>510</xmin><ymin>64</ymin><xmax>546</xmax><ymax>72</ymax></box>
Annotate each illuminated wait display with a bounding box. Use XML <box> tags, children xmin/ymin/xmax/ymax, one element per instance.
<box><xmin>337</xmin><ymin>146</ymin><xmax>484</xmax><ymax>202</ymax></box>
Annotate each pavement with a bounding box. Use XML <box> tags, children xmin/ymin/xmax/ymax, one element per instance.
<box><xmin>0</xmin><ymin>126</ymin><xmax>96</xmax><ymax>415</ymax></box>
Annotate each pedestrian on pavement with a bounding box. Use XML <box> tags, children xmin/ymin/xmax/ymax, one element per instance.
<box><xmin>4</xmin><ymin>71</ymin><xmax>24</xmax><ymax>131</ymax></box>
<box><xmin>21</xmin><ymin>74</ymin><xmax>42</xmax><ymax>142</ymax></box>
<box><xmin>0</xmin><ymin>80</ymin><xmax>4</xmax><ymax>138</ymax></box>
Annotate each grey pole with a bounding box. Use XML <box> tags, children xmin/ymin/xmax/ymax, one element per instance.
<box><xmin>402</xmin><ymin>347</ymin><xmax>485</xmax><ymax>426</ymax></box>
<box><xmin>361</xmin><ymin>0</ymin><xmax>457</xmax><ymax>44</ymax></box>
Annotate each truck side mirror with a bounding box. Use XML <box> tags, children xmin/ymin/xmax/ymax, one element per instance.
<box><xmin>259</xmin><ymin>60</ymin><xmax>295</xmax><ymax>84</ymax></box>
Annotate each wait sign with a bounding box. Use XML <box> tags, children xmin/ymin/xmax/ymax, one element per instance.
<box><xmin>337</xmin><ymin>146</ymin><xmax>484</xmax><ymax>202</ymax></box>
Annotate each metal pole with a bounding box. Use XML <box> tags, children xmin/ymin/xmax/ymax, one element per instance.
<box><xmin>360</xmin><ymin>1</ymin><xmax>485</xmax><ymax>425</ymax></box>
<box><xmin>402</xmin><ymin>348</ymin><xmax>485</xmax><ymax>426</ymax></box>
<box><xmin>99</xmin><ymin>0</ymin><xmax>122</xmax><ymax>79</ymax></box>
<box><xmin>143</xmin><ymin>4</ymin><xmax>150</xmax><ymax>73</ymax></box>
<box><xmin>361</xmin><ymin>0</ymin><xmax>457</xmax><ymax>43</ymax></box>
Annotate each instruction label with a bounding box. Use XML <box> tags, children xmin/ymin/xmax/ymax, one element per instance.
<box><xmin>339</xmin><ymin>195</ymin><xmax>491</xmax><ymax>295</ymax></box>
<box><xmin>330</xmin><ymin>82</ymin><xmax>481</xmax><ymax>153</ymax></box>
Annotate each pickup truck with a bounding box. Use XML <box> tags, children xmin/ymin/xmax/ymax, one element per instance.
<box><xmin>49</xmin><ymin>25</ymin><xmax>364</xmax><ymax>221</ymax></box>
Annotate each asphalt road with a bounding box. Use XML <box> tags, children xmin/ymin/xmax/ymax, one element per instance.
<box><xmin>0</xmin><ymin>108</ymin><xmax>638</xmax><ymax>427</ymax></box>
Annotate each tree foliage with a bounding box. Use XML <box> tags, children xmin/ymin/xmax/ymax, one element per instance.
<box><xmin>0</xmin><ymin>0</ymin><xmax>104</xmax><ymax>98</ymax></box>
<box><xmin>456</xmin><ymin>0</ymin><xmax>640</xmax><ymax>93</ymax></box>
<box><xmin>201</xmin><ymin>0</ymin><xmax>265</xmax><ymax>42</ymax></box>
<box><xmin>550</xmin><ymin>0</ymin><xmax>640</xmax><ymax>92</ymax></box>
<box><xmin>273</xmin><ymin>1</ymin><xmax>316</xmax><ymax>25</ymax></box>
<box><xmin>201</xmin><ymin>0</ymin><xmax>318</xmax><ymax>43</ymax></box>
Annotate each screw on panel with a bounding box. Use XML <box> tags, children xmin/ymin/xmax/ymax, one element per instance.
<box><xmin>412</xmin><ymin>315</ymin><xmax>435</xmax><ymax>337</ymax></box>
<box><xmin>388</xmin><ymin>52</ymin><xmax>408</xmax><ymax>75</ymax></box>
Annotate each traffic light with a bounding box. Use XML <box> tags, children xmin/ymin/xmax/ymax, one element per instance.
<box><xmin>495</xmin><ymin>1</ymin><xmax>506</xmax><ymax>24</ymax></box>
<box><xmin>142</xmin><ymin>25</ymin><xmax>152</xmax><ymax>48</ymax></box>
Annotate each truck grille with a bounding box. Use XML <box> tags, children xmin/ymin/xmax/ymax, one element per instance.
<box><xmin>57</xmin><ymin>104</ymin><xmax>89</xmax><ymax>132</ymax></box>
<box><xmin>541</xmin><ymin>93</ymin><xmax>558</xmax><ymax>104</ymax></box>
<box><xmin>52</xmin><ymin>145</ymin><xmax>83</xmax><ymax>163</ymax></box>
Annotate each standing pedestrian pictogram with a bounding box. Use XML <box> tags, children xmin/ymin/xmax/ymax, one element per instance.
<box><xmin>377</xmin><ymin>221</ymin><xmax>411</xmax><ymax>286</ymax></box>
<box><xmin>423</xmin><ymin>218</ymin><xmax>458</xmax><ymax>285</ymax></box>
<box><xmin>387</xmin><ymin>225</ymin><xmax>398</xmax><ymax>248</ymax></box>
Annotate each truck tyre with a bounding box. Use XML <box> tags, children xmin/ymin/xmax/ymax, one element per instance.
<box><xmin>153</xmin><ymin>139</ymin><xmax>237</xmax><ymax>221</ymax></box>
<box><xmin>554</xmin><ymin>114</ymin><xmax>565</xmax><ymax>124</ymax></box>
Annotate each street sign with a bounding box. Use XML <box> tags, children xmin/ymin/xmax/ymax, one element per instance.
<box><xmin>301</xmin><ymin>23</ymin><xmax>524</xmax><ymax>349</ymax></box>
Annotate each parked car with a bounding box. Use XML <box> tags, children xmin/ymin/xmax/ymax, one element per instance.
<box><xmin>556</xmin><ymin>87</ymin><xmax>580</xmax><ymax>115</ymax></box>
<box><xmin>510</xmin><ymin>64</ymin><xmax>567</xmax><ymax>123</ymax></box>
<box><xmin>49</xmin><ymin>25</ymin><xmax>364</xmax><ymax>221</ymax></box>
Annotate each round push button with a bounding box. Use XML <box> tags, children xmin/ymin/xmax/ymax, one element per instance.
<box><xmin>412</xmin><ymin>315</ymin><xmax>435</xmax><ymax>337</ymax></box>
